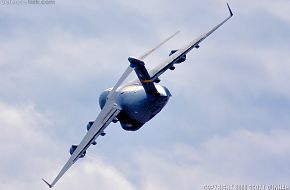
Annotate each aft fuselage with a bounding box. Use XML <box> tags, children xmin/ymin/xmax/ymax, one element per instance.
<box><xmin>99</xmin><ymin>84</ymin><xmax>171</xmax><ymax>131</ymax></box>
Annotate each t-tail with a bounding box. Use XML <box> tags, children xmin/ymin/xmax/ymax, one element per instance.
<box><xmin>128</xmin><ymin>57</ymin><xmax>159</xmax><ymax>95</ymax></box>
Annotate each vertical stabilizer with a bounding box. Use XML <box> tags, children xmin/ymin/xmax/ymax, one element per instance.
<box><xmin>128</xmin><ymin>57</ymin><xmax>158</xmax><ymax>95</ymax></box>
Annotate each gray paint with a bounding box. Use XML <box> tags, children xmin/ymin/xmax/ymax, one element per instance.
<box><xmin>99</xmin><ymin>84</ymin><xmax>171</xmax><ymax>131</ymax></box>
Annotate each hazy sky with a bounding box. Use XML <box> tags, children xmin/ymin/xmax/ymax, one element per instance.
<box><xmin>0</xmin><ymin>0</ymin><xmax>290</xmax><ymax>189</ymax></box>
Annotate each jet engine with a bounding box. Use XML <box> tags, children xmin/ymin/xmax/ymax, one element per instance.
<box><xmin>86</xmin><ymin>121</ymin><xmax>94</xmax><ymax>131</ymax></box>
<box><xmin>69</xmin><ymin>145</ymin><xmax>86</xmax><ymax>158</ymax></box>
<box><xmin>85</xmin><ymin>121</ymin><xmax>97</xmax><ymax>145</ymax></box>
<box><xmin>169</xmin><ymin>49</ymin><xmax>186</xmax><ymax>63</ymax></box>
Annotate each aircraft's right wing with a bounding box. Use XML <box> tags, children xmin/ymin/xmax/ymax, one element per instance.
<box><xmin>148</xmin><ymin>3</ymin><xmax>233</xmax><ymax>82</ymax></box>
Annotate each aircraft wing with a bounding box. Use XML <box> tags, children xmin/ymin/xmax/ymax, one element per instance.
<box><xmin>148</xmin><ymin>3</ymin><xmax>233</xmax><ymax>82</ymax></box>
<box><xmin>42</xmin><ymin>62</ymin><xmax>129</xmax><ymax>188</ymax></box>
<box><xmin>42</xmin><ymin>102</ymin><xmax>121</xmax><ymax>188</ymax></box>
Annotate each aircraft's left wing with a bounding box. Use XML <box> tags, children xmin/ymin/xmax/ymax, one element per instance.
<box><xmin>41</xmin><ymin>63</ymin><xmax>130</xmax><ymax>188</ymax></box>
<box><xmin>42</xmin><ymin>102</ymin><xmax>121</xmax><ymax>188</ymax></box>
<box><xmin>148</xmin><ymin>3</ymin><xmax>233</xmax><ymax>82</ymax></box>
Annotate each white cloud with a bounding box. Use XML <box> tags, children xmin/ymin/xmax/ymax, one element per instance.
<box><xmin>0</xmin><ymin>101</ymin><xmax>59</xmax><ymax>189</ymax></box>
<box><xmin>124</xmin><ymin>129</ymin><xmax>290</xmax><ymax>190</ymax></box>
<box><xmin>0</xmin><ymin>102</ymin><xmax>136</xmax><ymax>189</ymax></box>
<box><xmin>0</xmin><ymin>0</ymin><xmax>290</xmax><ymax>189</ymax></box>
<box><xmin>233</xmin><ymin>0</ymin><xmax>290</xmax><ymax>23</ymax></box>
<box><xmin>56</xmin><ymin>157</ymin><xmax>136</xmax><ymax>190</ymax></box>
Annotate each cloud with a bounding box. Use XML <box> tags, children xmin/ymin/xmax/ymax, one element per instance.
<box><xmin>1</xmin><ymin>101</ymin><xmax>288</xmax><ymax>190</ymax></box>
<box><xmin>0</xmin><ymin>0</ymin><xmax>290</xmax><ymax>189</ymax></box>
<box><xmin>56</xmin><ymin>157</ymin><xmax>136</xmax><ymax>190</ymax></box>
<box><xmin>0</xmin><ymin>101</ymin><xmax>136</xmax><ymax>190</ymax></box>
<box><xmin>233</xmin><ymin>0</ymin><xmax>290</xmax><ymax>24</ymax></box>
<box><xmin>122</xmin><ymin>129</ymin><xmax>290</xmax><ymax>190</ymax></box>
<box><xmin>0</xmin><ymin>101</ymin><xmax>58</xmax><ymax>189</ymax></box>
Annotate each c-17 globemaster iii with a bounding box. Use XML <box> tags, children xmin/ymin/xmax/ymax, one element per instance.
<box><xmin>42</xmin><ymin>3</ymin><xmax>233</xmax><ymax>188</ymax></box>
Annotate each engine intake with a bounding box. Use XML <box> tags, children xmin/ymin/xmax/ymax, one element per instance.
<box><xmin>69</xmin><ymin>145</ymin><xmax>86</xmax><ymax>158</ymax></box>
<box><xmin>86</xmin><ymin>121</ymin><xmax>97</xmax><ymax>145</ymax></box>
<box><xmin>86</xmin><ymin>121</ymin><xmax>94</xmax><ymax>131</ymax></box>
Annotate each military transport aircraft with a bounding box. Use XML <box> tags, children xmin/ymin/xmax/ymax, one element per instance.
<box><xmin>42</xmin><ymin>3</ymin><xmax>233</xmax><ymax>188</ymax></box>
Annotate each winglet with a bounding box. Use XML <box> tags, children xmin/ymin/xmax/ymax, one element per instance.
<box><xmin>227</xmin><ymin>2</ymin><xmax>233</xmax><ymax>17</ymax></box>
<box><xmin>42</xmin><ymin>178</ymin><xmax>53</xmax><ymax>188</ymax></box>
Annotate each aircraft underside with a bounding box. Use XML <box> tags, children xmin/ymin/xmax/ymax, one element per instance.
<box><xmin>99</xmin><ymin>84</ymin><xmax>171</xmax><ymax>131</ymax></box>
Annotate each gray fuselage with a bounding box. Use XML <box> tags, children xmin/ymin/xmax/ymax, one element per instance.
<box><xmin>99</xmin><ymin>84</ymin><xmax>171</xmax><ymax>131</ymax></box>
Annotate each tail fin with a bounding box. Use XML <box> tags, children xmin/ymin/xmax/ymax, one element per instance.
<box><xmin>128</xmin><ymin>57</ymin><xmax>158</xmax><ymax>95</ymax></box>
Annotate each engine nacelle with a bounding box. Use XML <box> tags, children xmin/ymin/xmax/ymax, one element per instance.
<box><xmin>154</xmin><ymin>78</ymin><xmax>161</xmax><ymax>83</ymax></box>
<box><xmin>86</xmin><ymin>121</ymin><xmax>94</xmax><ymax>131</ymax></box>
<box><xmin>99</xmin><ymin>88</ymin><xmax>111</xmax><ymax>110</ymax></box>
<box><xmin>69</xmin><ymin>145</ymin><xmax>86</xmax><ymax>158</ymax></box>
<box><xmin>169</xmin><ymin>66</ymin><xmax>175</xmax><ymax>70</ymax></box>
<box><xmin>169</xmin><ymin>49</ymin><xmax>186</xmax><ymax>64</ymax></box>
<box><xmin>86</xmin><ymin>121</ymin><xmax>97</xmax><ymax>145</ymax></box>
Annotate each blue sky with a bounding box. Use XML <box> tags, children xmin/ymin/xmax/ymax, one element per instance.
<box><xmin>0</xmin><ymin>0</ymin><xmax>290</xmax><ymax>189</ymax></box>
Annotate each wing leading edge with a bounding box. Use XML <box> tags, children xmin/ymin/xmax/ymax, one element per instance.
<box><xmin>148</xmin><ymin>3</ymin><xmax>233</xmax><ymax>82</ymax></box>
<box><xmin>42</xmin><ymin>103</ymin><xmax>121</xmax><ymax>188</ymax></box>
